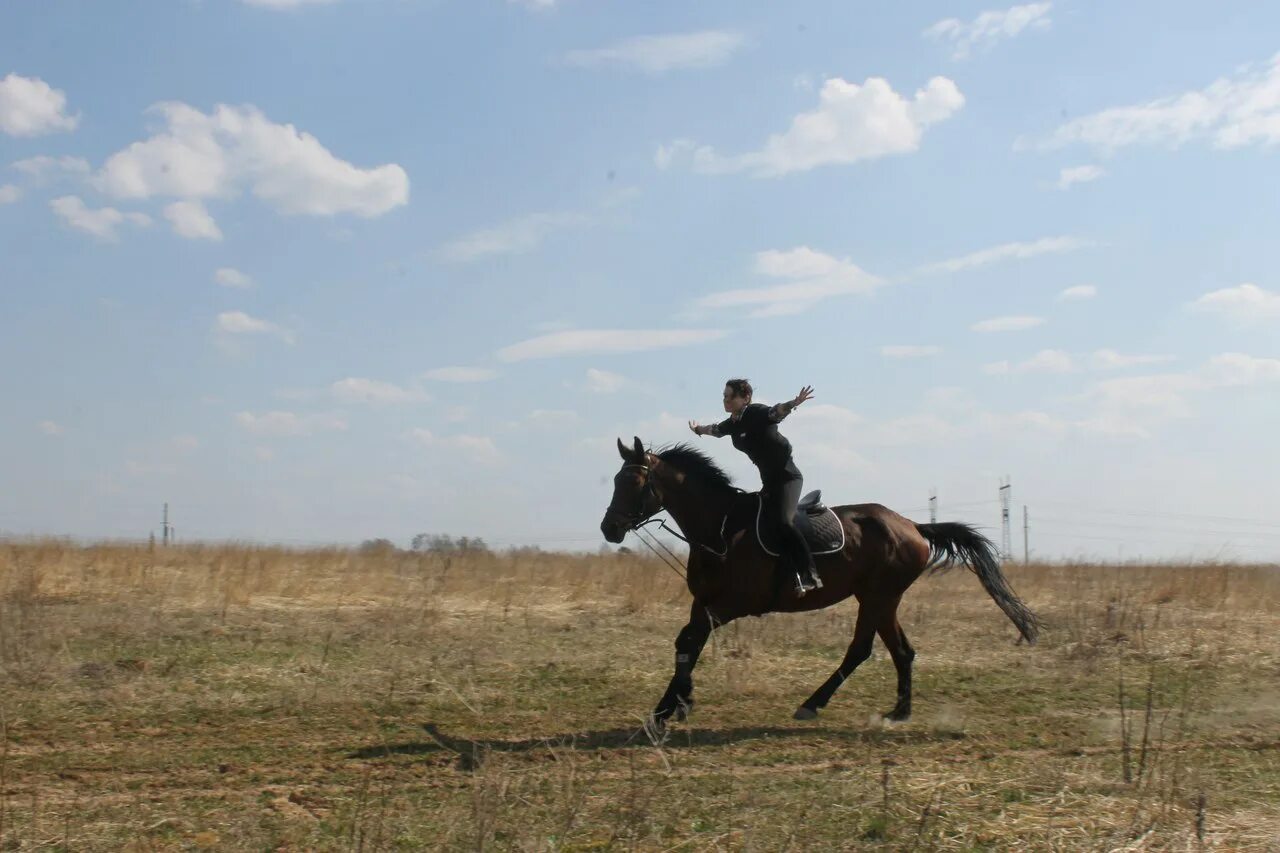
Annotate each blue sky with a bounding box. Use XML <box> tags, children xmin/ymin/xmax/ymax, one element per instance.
<box><xmin>2</xmin><ymin>1</ymin><xmax>1279</xmax><ymax>559</ymax></box>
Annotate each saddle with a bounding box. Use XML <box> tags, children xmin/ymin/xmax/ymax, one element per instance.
<box><xmin>744</xmin><ymin>489</ymin><xmax>846</xmax><ymax>557</ymax></box>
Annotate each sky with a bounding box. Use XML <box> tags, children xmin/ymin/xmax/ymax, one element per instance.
<box><xmin>2</xmin><ymin>1</ymin><xmax>1279</xmax><ymax>561</ymax></box>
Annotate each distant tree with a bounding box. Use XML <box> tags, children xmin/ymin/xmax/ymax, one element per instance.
<box><xmin>410</xmin><ymin>533</ymin><xmax>489</xmax><ymax>554</ymax></box>
<box><xmin>358</xmin><ymin>538</ymin><xmax>397</xmax><ymax>554</ymax></box>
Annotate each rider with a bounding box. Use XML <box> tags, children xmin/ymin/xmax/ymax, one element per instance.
<box><xmin>689</xmin><ymin>379</ymin><xmax>821</xmax><ymax>596</ymax></box>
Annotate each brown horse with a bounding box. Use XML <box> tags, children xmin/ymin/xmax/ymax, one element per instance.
<box><xmin>600</xmin><ymin>437</ymin><xmax>1040</xmax><ymax>727</ymax></box>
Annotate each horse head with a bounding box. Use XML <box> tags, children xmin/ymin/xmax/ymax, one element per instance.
<box><xmin>600</xmin><ymin>436</ymin><xmax>663</xmax><ymax>543</ymax></box>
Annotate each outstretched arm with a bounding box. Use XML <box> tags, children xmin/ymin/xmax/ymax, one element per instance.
<box><xmin>769</xmin><ymin>385</ymin><xmax>815</xmax><ymax>422</ymax></box>
<box><xmin>688</xmin><ymin>420</ymin><xmax>725</xmax><ymax>437</ymax></box>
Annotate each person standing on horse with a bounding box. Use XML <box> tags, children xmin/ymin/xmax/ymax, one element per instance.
<box><xmin>688</xmin><ymin>379</ymin><xmax>821</xmax><ymax>597</ymax></box>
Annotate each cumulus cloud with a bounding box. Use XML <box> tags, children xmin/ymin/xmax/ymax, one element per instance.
<box><xmin>971</xmin><ymin>315</ymin><xmax>1045</xmax><ymax>333</ymax></box>
<box><xmin>234</xmin><ymin>411</ymin><xmax>347</xmax><ymax>436</ymax></box>
<box><xmin>984</xmin><ymin>349</ymin><xmax>1073</xmax><ymax>374</ymax></box>
<box><xmin>1190</xmin><ymin>282</ymin><xmax>1280</xmax><ymax>322</ymax></box>
<box><xmin>1085</xmin><ymin>352</ymin><xmax>1280</xmax><ymax>421</ymax></box>
<box><xmin>496</xmin><ymin>329</ymin><xmax>726</xmax><ymax>362</ymax></box>
<box><xmin>1027</xmin><ymin>53</ymin><xmax>1280</xmax><ymax>152</ymax></box>
<box><xmin>214</xmin><ymin>267</ymin><xmax>253</xmax><ymax>288</ymax></box>
<box><xmin>408</xmin><ymin>428</ymin><xmax>500</xmax><ymax>465</ymax></box>
<box><xmin>214</xmin><ymin>310</ymin><xmax>293</xmax><ymax>343</ymax></box>
<box><xmin>0</xmin><ymin>73</ymin><xmax>79</xmax><ymax>137</ymax></box>
<box><xmin>164</xmin><ymin>200</ymin><xmax>222</xmax><ymax>240</ymax></box>
<box><xmin>49</xmin><ymin>195</ymin><xmax>151</xmax><ymax>240</ymax></box>
<box><xmin>1056</xmin><ymin>164</ymin><xmax>1105</xmax><ymax>190</ymax></box>
<box><xmin>10</xmin><ymin>155</ymin><xmax>90</xmax><ymax>182</ymax></box>
<box><xmin>584</xmin><ymin>367</ymin><xmax>627</xmax><ymax>393</ymax></box>
<box><xmin>1057</xmin><ymin>284</ymin><xmax>1097</xmax><ymax>301</ymax></box>
<box><xmin>1089</xmin><ymin>349</ymin><xmax>1175</xmax><ymax>369</ymax></box>
<box><xmin>924</xmin><ymin>2</ymin><xmax>1052</xmax><ymax>60</ymax></box>
<box><xmin>0</xmin><ymin>184</ymin><xmax>19</xmax><ymax>204</ymax></box>
<box><xmin>422</xmin><ymin>366</ymin><xmax>498</xmax><ymax>383</ymax></box>
<box><xmin>95</xmin><ymin>102</ymin><xmax>408</xmax><ymax>218</ymax></box>
<box><xmin>437</xmin><ymin>211</ymin><xmax>588</xmax><ymax>262</ymax></box>
<box><xmin>564</xmin><ymin>31</ymin><xmax>746</xmax><ymax>74</ymax></box>
<box><xmin>695</xmin><ymin>247</ymin><xmax>883</xmax><ymax>317</ymax></box>
<box><xmin>881</xmin><ymin>345</ymin><xmax>941</xmax><ymax>359</ymax></box>
<box><xmin>659</xmin><ymin>75</ymin><xmax>963</xmax><ymax>177</ymax></box>
<box><xmin>919</xmin><ymin>235</ymin><xmax>1089</xmax><ymax>275</ymax></box>
<box><xmin>330</xmin><ymin>377</ymin><xmax>426</xmax><ymax>404</ymax></box>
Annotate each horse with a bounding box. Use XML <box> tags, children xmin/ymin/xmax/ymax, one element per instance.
<box><xmin>600</xmin><ymin>437</ymin><xmax>1041</xmax><ymax>728</ymax></box>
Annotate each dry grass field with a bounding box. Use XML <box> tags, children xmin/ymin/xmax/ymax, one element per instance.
<box><xmin>1</xmin><ymin>540</ymin><xmax>1278</xmax><ymax>851</ymax></box>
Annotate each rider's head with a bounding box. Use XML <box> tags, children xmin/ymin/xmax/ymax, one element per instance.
<box><xmin>723</xmin><ymin>378</ymin><xmax>752</xmax><ymax>415</ymax></box>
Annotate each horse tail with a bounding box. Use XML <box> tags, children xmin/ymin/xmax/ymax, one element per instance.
<box><xmin>915</xmin><ymin>522</ymin><xmax>1041</xmax><ymax>644</ymax></box>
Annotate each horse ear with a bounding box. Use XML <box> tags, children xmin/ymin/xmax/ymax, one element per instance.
<box><xmin>633</xmin><ymin>436</ymin><xmax>644</xmax><ymax>460</ymax></box>
<box><xmin>616</xmin><ymin>438</ymin><xmax>629</xmax><ymax>461</ymax></box>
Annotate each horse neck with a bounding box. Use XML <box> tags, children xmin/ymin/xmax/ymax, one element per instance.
<box><xmin>652</xmin><ymin>463</ymin><xmax>733</xmax><ymax>546</ymax></box>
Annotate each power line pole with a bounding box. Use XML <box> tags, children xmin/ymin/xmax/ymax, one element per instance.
<box><xmin>1023</xmin><ymin>505</ymin><xmax>1029</xmax><ymax>563</ymax></box>
<box><xmin>162</xmin><ymin>503</ymin><xmax>172</xmax><ymax>546</ymax></box>
<box><xmin>999</xmin><ymin>477</ymin><xmax>1012</xmax><ymax>562</ymax></box>
<box><xmin>929</xmin><ymin>489</ymin><xmax>937</xmax><ymax>524</ymax></box>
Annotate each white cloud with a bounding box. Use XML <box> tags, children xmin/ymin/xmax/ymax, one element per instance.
<box><xmin>1057</xmin><ymin>284</ymin><xmax>1097</xmax><ymax>301</ymax></box>
<box><xmin>38</xmin><ymin>420</ymin><xmax>65</xmax><ymax>436</ymax></box>
<box><xmin>564</xmin><ymin>31</ymin><xmax>746</xmax><ymax>74</ymax></box>
<box><xmin>1089</xmin><ymin>349</ymin><xmax>1175</xmax><ymax>370</ymax></box>
<box><xmin>1029</xmin><ymin>53</ymin><xmax>1280</xmax><ymax>152</ymax></box>
<box><xmin>164</xmin><ymin>200</ymin><xmax>222</xmax><ymax>240</ymax></box>
<box><xmin>214</xmin><ymin>310</ymin><xmax>293</xmax><ymax>343</ymax></box>
<box><xmin>10</xmin><ymin>155</ymin><xmax>90</xmax><ymax>182</ymax></box>
<box><xmin>496</xmin><ymin>329</ymin><xmax>726</xmax><ymax>362</ymax></box>
<box><xmin>881</xmin><ymin>345</ymin><xmax>941</xmax><ymax>359</ymax></box>
<box><xmin>1202</xmin><ymin>352</ymin><xmax>1280</xmax><ymax>387</ymax></box>
<box><xmin>330</xmin><ymin>377</ymin><xmax>426</xmax><ymax>404</ymax></box>
<box><xmin>423</xmin><ymin>366</ymin><xmax>498</xmax><ymax>383</ymax></box>
<box><xmin>526</xmin><ymin>409</ymin><xmax>580</xmax><ymax>429</ymax></box>
<box><xmin>1190</xmin><ymin>283</ymin><xmax>1280</xmax><ymax>322</ymax></box>
<box><xmin>0</xmin><ymin>184</ymin><xmax>19</xmax><ymax>204</ymax></box>
<box><xmin>1056</xmin><ymin>164</ymin><xmax>1105</xmax><ymax>190</ymax></box>
<box><xmin>985</xmin><ymin>349</ymin><xmax>1073</xmax><ymax>374</ymax></box>
<box><xmin>584</xmin><ymin>367</ymin><xmax>627</xmax><ymax>393</ymax></box>
<box><xmin>924</xmin><ymin>2</ymin><xmax>1052</xmax><ymax>60</ymax></box>
<box><xmin>661</xmin><ymin>75</ymin><xmax>963</xmax><ymax>177</ymax></box>
<box><xmin>1084</xmin><ymin>353</ymin><xmax>1280</xmax><ymax>421</ymax></box>
<box><xmin>408</xmin><ymin>428</ymin><xmax>501</xmax><ymax>465</ymax></box>
<box><xmin>919</xmin><ymin>235</ymin><xmax>1089</xmax><ymax>275</ymax></box>
<box><xmin>49</xmin><ymin>195</ymin><xmax>151</xmax><ymax>241</ymax></box>
<box><xmin>971</xmin><ymin>315</ymin><xmax>1045</xmax><ymax>333</ymax></box>
<box><xmin>214</xmin><ymin>267</ymin><xmax>253</xmax><ymax>289</ymax></box>
<box><xmin>437</xmin><ymin>211</ymin><xmax>587</xmax><ymax>262</ymax></box>
<box><xmin>95</xmin><ymin>102</ymin><xmax>408</xmax><ymax>217</ymax></box>
<box><xmin>509</xmin><ymin>0</ymin><xmax>556</xmax><ymax>8</ymax></box>
<box><xmin>695</xmin><ymin>247</ymin><xmax>883</xmax><ymax>317</ymax></box>
<box><xmin>0</xmin><ymin>73</ymin><xmax>79</xmax><ymax>137</ymax></box>
<box><xmin>234</xmin><ymin>411</ymin><xmax>347</xmax><ymax>436</ymax></box>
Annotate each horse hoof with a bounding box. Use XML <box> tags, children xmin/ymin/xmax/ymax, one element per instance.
<box><xmin>674</xmin><ymin>699</ymin><xmax>694</xmax><ymax>722</ymax></box>
<box><xmin>883</xmin><ymin>710</ymin><xmax>911</xmax><ymax>724</ymax></box>
<box><xmin>793</xmin><ymin>706</ymin><xmax>818</xmax><ymax>721</ymax></box>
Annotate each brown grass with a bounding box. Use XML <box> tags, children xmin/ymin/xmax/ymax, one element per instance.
<box><xmin>1</xmin><ymin>539</ymin><xmax>1278</xmax><ymax>850</ymax></box>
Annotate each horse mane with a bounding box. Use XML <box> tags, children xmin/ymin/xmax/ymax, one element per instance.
<box><xmin>656</xmin><ymin>443</ymin><xmax>737</xmax><ymax>493</ymax></box>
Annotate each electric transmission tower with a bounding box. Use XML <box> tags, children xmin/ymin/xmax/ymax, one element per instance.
<box><xmin>998</xmin><ymin>478</ymin><xmax>1012</xmax><ymax>562</ymax></box>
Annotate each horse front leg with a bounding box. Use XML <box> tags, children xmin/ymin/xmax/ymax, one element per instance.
<box><xmin>652</xmin><ymin>603</ymin><xmax>716</xmax><ymax>726</ymax></box>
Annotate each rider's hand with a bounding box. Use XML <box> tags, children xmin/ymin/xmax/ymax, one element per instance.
<box><xmin>688</xmin><ymin>420</ymin><xmax>702</xmax><ymax>436</ymax></box>
<box><xmin>792</xmin><ymin>385</ymin><xmax>815</xmax><ymax>408</ymax></box>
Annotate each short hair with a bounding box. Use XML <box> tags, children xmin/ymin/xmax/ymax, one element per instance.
<box><xmin>724</xmin><ymin>378</ymin><xmax>753</xmax><ymax>399</ymax></box>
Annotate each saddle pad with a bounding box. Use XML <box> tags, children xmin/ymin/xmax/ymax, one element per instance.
<box><xmin>754</xmin><ymin>495</ymin><xmax>846</xmax><ymax>557</ymax></box>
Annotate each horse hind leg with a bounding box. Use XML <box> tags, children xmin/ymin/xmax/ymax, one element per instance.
<box><xmin>877</xmin><ymin>609</ymin><xmax>916</xmax><ymax>722</ymax></box>
<box><xmin>794</xmin><ymin>605</ymin><xmax>876</xmax><ymax>720</ymax></box>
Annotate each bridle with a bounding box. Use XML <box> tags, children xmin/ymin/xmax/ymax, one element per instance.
<box><xmin>603</xmin><ymin>462</ymin><xmax>660</xmax><ymax>530</ymax></box>
<box><xmin>604</xmin><ymin>460</ymin><xmax>730</xmax><ymax>563</ymax></box>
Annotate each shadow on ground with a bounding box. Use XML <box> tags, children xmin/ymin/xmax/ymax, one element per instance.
<box><xmin>350</xmin><ymin>722</ymin><xmax>964</xmax><ymax>770</ymax></box>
